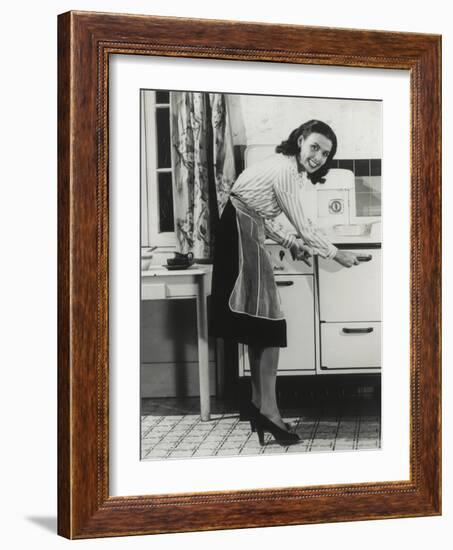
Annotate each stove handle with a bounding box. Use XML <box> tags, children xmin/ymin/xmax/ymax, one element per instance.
<box><xmin>342</xmin><ymin>327</ymin><xmax>374</xmax><ymax>334</ymax></box>
<box><xmin>276</xmin><ymin>280</ymin><xmax>294</xmax><ymax>287</ymax></box>
<box><xmin>356</xmin><ymin>254</ymin><xmax>372</xmax><ymax>262</ymax></box>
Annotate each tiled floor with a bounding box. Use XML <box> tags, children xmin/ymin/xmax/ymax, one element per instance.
<box><xmin>141</xmin><ymin>397</ymin><xmax>381</xmax><ymax>460</ymax></box>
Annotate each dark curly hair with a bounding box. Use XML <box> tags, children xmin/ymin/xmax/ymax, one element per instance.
<box><xmin>275</xmin><ymin>119</ymin><xmax>337</xmax><ymax>184</ymax></box>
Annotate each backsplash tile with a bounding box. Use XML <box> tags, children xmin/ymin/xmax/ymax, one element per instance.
<box><xmin>354</xmin><ymin>159</ymin><xmax>370</xmax><ymax>177</ymax></box>
<box><xmin>355</xmin><ymin>176</ymin><xmax>382</xmax><ymax>217</ymax></box>
<box><xmin>337</xmin><ymin>159</ymin><xmax>354</xmax><ymax>171</ymax></box>
<box><xmin>332</xmin><ymin>158</ymin><xmax>381</xmax><ymax>178</ymax></box>
<box><xmin>370</xmin><ymin>158</ymin><xmax>382</xmax><ymax>176</ymax></box>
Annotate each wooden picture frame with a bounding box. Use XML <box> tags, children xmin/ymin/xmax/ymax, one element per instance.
<box><xmin>57</xmin><ymin>10</ymin><xmax>441</xmax><ymax>539</ymax></box>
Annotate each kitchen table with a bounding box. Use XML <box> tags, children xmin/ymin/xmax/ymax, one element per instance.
<box><xmin>141</xmin><ymin>265</ymin><xmax>212</xmax><ymax>420</ymax></box>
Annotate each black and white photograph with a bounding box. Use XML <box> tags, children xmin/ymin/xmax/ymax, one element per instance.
<box><xmin>140</xmin><ymin>89</ymin><xmax>382</xmax><ymax>460</ymax></box>
<box><xmin>1</xmin><ymin>0</ymin><xmax>446</xmax><ymax>544</ymax></box>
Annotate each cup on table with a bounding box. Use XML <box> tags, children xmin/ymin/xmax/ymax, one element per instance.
<box><xmin>166</xmin><ymin>251</ymin><xmax>194</xmax><ymax>267</ymax></box>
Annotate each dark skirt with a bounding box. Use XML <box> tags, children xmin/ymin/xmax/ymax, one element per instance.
<box><xmin>210</xmin><ymin>199</ymin><xmax>287</xmax><ymax>348</ymax></box>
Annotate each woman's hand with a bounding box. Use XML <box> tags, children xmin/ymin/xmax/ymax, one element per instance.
<box><xmin>290</xmin><ymin>239</ymin><xmax>313</xmax><ymax>266</ymax></box>
<box><xmin>333</xmin><ymin>250</ymin><xmax>360</xmax><ymax>268</ymax></box>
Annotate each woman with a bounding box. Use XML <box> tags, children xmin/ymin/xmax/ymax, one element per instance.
<box><xmin>211</xmin><ymin>119</ymin><xmax>360</xmax><ymax>446</ymax></box>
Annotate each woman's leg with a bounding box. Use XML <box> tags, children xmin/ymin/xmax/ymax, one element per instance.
<box><xmin>248</xmin><ymin>346</ymin><xmax>262</xmax><ymax>409</ymax></box>
<box><xmin>248</xmin><ymin>345</ymin><xmax>287</xmax><ymax>430</ymax></box>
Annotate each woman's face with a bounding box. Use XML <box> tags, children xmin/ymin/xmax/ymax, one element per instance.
<box><xmin>297</xmin><ymin>132</ymin><xmax>333</xmax><ymax>173</ymax></box>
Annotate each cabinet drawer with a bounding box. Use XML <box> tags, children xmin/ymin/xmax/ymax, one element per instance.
<box><xmin>318</xmin><ymin>248</ymin><xmax>381</xmax><ymax>321</ymax></box>
<box><xmin>277</xmin><ymin>276</ymin><xmax>315</xmax><ymax>371</ymax></box>
<box><xmin>321</xmin><ymin>322</ymin><xmax>381</xmax><ymax>370</ymax></box>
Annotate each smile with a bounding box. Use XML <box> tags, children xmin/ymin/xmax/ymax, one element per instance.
<box><xmin>308</xmin><ymin>159</ymin><xmax>319</xmax><ymax>169</ymax></box>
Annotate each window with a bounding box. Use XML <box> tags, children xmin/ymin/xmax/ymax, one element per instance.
<box><xmin>141</xmin><ymin>90</ymin><xmax>176</xmax><ymax>247</ymax></box>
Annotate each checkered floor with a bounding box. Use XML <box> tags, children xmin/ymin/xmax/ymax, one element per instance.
<box><xmin>141</xmin><ymin>397</ymin><xmax>381</xmax><ymax>460</ymax></box>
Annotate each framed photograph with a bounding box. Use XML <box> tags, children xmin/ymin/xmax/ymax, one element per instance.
<box><xmin>58</xmin><ymin>11</ymin><xmax>441</xmax><ymax>538</ymax></box>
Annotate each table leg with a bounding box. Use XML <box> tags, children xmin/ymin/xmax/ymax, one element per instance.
<box><xmin>196</xmin><ymin>274</ymin><xmax>210</xmax><ymax>421</ymax></box>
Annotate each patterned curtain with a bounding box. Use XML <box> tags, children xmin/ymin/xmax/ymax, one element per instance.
<box><xmin>170</xmin><ymin>92</ymin><xmax>236</xmax><ymax>260</ymax></box>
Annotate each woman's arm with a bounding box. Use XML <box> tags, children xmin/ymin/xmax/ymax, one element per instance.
<box><xmin>263</xmin><ymin>218</ymin><xmax>297</xmax><ymax>249</ymax></box>
<box><xmin>273</xmin><ymin>182</ymin><xmax>337</xmax><ymax>259</ymax></box>
<box><xmin>264</xmin><ymin>220</ymin><xmax>313</xmax><ymax>266</ymax></box>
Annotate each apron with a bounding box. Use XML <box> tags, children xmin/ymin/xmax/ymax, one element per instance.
<box><xmin>228</xmin><ymin>195</ymin><xmax>285</xmax><ymax>321</ymax></box>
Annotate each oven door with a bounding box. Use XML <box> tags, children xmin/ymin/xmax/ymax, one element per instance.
<box><xmin>318</xmin><ymin>248</ymin><xmax>381</xmax><ymax>322</ymax></box>
<box><xmin>239</xmin><ymin>275</ymin><xmax>316</xmax><ymax>375</ymax></box>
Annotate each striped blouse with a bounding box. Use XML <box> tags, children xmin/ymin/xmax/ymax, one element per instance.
<box><xmin>231</xmin><ymin>153</ymin><xmax>338</xmax><ymax>259</ymax></box>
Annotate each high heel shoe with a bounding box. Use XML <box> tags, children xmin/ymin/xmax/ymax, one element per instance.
<box><xmin>246</xmin><ymin>402</ymin><xmax>294</xmax><ymax>434</ymax></box>
<box><xmin>245</xmin><ymin>402</ymin><xmax>259</xmax><ymax>432</ymax></box>
<box><xmin>253</xmin><ymin>411</ymin><xmax>300</xmax><ymax>447</ymax></box>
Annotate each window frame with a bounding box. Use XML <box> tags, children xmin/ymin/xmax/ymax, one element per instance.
<box><xmin>141</xmin><ymin>90</ymin><xmax>177</xmax><ymax>248</ymax></box>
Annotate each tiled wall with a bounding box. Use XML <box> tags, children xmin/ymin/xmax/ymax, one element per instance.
<box><xmin>331</xmin><ymin>158</ymin><xmax>382</xmax><ymax>218</ymax></box>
